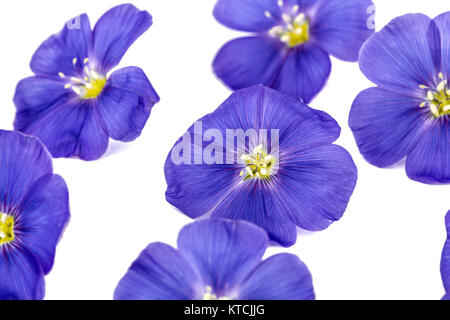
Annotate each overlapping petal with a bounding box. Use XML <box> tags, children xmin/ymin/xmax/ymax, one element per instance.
<box><xmin>359</xmin><ymin>14</ymin><xmax>439</xmax><ymax>95</ymax></box>
<box><xmin>0</xmin><ymin>130</ymin><xmax>52</xmax><ymax>213</ymax></box>
<box><xmin>272</xmin><ymin>43</ymin><xmax>331</xmax><ymax>103</ymax></box>
<box><xmin>213</xmin><ymin>36</ymin><xmax>286</xmax><ymax>91</ymax></box>
<box><xmin>15</xmin><ymin>174</ymin><xmax>70</xmax><ymax>274</ymax></box>
<box><xmin>92</xmin><ymin>4</ymin><xmax>152</xmax><ymax>73</ymax></box>
<box><xmin>0</xmin><ymin>246</ymin><xmax>45</xmax><ymax>300</ymax></box>
<box><xmin>434</xmin><ymin>12</ymin><xmax>450</xmax><ymax>79</ymax></box>
<box><xmin>96</xmin><ymin>67</ymin><xmax>159</xmax><ymax>142</ymax></box>
<box><xmin>349</xmin><ymin>87</ymin><xmax>428</xmax><ymax>168</ymax></box>
<box><xmin>308</xmin><ymin>0</ymin><xmax>375</xmax><ymax>62</ymax></box>
<box><xmin>277</xmin><ymin>144</ymin><xmax>357</xmax><ymax>231</ymax></box>
<box><xmin>114</xmin><ymin>243</ymin><xmax>202</xmax><ymax>300</ymax></box>
<box><xmin>405</xmin><ymin>120</ymin><xmax>450</xmax><ymax>184</ymax></box>
<box><xmin>31</xmin><ymin>14</ymin><xmax>92</xmax><ymax>77</ymax></box>
<box><xmin>239</xmin><ymin>253</ymin><xmax>315</xmax><ymax>300</ymax></box>
<box><xmin>213</xmin><ymin>0</ymin><xmax>281</xmax><ymax>32</ymax></box>
<box><xmin>177</xmin><ymin>219</ymin><xmax>268</xmax><ymax>297</ymax></box>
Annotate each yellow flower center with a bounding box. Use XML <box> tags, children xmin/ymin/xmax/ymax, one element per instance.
<box><xmin>59</xmin><ymin>58</ymin><xmax>107</xmax><ymax>100</ymax></box>
<box><xmin>0</xmin><ymin>213</ymin><xmax>15</xmax><ymax>245</ymax></box>
<box><xmin>267</xmin><ymin>6</ymin><xmax>310</xmax><ymax>48</ymax></box>
<box><xmin>420</xmin><ymin>73</ymin><xmax>450</xmax><ymax>118</ymax></box>
<box><xmin>240</xmin><ymin>145</ymin><xmax>276</xmax><ymax>181</ymax></box>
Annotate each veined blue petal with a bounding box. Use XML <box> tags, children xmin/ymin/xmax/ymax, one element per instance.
<box><xmin>14</xmin><ymin>76</ymin><xmax>73</xmax><ymax>125</ymax></box>
<box><xmin>15</xmin><ymin>174</ymin><xmax>70</xmax><ymax>274</ymax></box>
<box><xmin>359</xmin><ymin>14</ymin><xmax>439</xmax><ymax>95</ymax></box>
<box><xmin>96</xmin><ymin>67</ymin><xmax>159</xmax><ymax>142</ymax></box>
<box><xmin>277</xmin><ymin>144</ymin><xmax>357</xmax><ymax>231</ymax></box>
<box><xmin>349</xmin><ymin>87</ymin><xmax>428</xmax><ymax>168</ymax></box>
<box><xmin>213</xmin><ymin>0</ymin><xmax>281</xmax><ymax>32</ymax></box>
<box><xmin>211</xmin><ymin>183</ymin><xmax>298</xmax><ymax>247</ymax></box>
<box><xmin>31</xmin><ymin>14</ymin><xmax>92</xmax><ymax>78</ymax></box>
<box><xmin>309</xmin><ymin>0</ymin><xmax>374</xmax><ymax>62</ymax></box>
<box><xmin>0</xmin><ymin>246</ymin><xmax>45</xmax><ymax>300</ymax></box>
<box><xmin>405</xmin><ymin>121</ymin><xmax>450</xmax><ymax>184</ymax></box>
<box><xmin>239</xmin><ymin>253</ymin><xmax>315</xmax><ymax>300</ymax></box>
<box><xmin>434</xmin><ymin>12</ymin><xmax>450</xmax><ymax>79</ymax></box>
<box><xmin>177</xmin><ymin>220</ymin><xmax>268</xmax><ymax>298</ymax></box>
<box><xmin>441</xmin><ymin>211</ymin><xmax>450</xmax><ymax>296</ymax></box>
<box><xmin>213</xmin><ymin>36</ymin><xmax>286</xmax><ymax>91</ymax></box>
<box><xmin>92</xmin><ymin>4</ymin><xmax>152</xmax><ymax>74</ymax></box>
<box><xmin>272</xmin><ymin>44</ymin><xmax>331</xmax><ymax>103</ymax></box>
<box><xmin>0</xmin><ymin>131</ymin><xmax>52</xmax><ymax>214</ymax></box>
<box><xmin>16</xmin><ymin>97</ymin><xmax>109</xmax><ymax>160</ymax></box>
<box><xmin>114</xmin><ymin>243</ymin><xmax>202</xmax><ymax>300</ymax></box>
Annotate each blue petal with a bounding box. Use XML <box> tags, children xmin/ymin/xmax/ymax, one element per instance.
<box><xmin>272</xmin><ymin>44</ymin><xmax>331</xmax><ymax>103</ymax></box>
<box><xmin>14</xmin><ymin>76</ymin><xmax>73</xmax><ymax>124</ymax></box>
<box><xmin>31</xmin><ymin>14</ymin><xmax>92</xmax><ymax>77</ymax></box>
<box><xmin>441</xmin><ymin>211</ymin><xmax>450</xmax><ymax>295</ymax></box>
<box><xmin>96</xmin><ymin>67</ymin><xmax>159</xmax><ymax>142</ymax></box>
<box><xmin>0</xmin><ymin>246</ymin><xmax>45</xmax><ymax>300</ymax></box>
<box><xmin>277</xmin><ymin>144</ymin><xmax>357</xmax><ymax>231</ymax></box>
<box><xmin>92</xmin><ymin>4</ymin><xmax>152</xmax><ymax>74</ymax></box>
<box><xmin>0</xmin><ymin>131</ymin><xmax>53</xmax><ymax>214</ymax></box>
<box><xmin>15</xmin><ymin>174</ymin><xmax>70</xmax><ymax>274</ymax></box>
<box><xmin>211</xmin><ymin>182</ymin><xmax>298</xmax><ymax>246</ymax></box>
<box><xmin>213</xmin><ymin>0</ymin><xmax>281</xmax><ymax>32</ymax></box>
<box><xmin>349</xmin><ymin>87</ymin><xmax>428</xmax><ymax>168</ymax></box>
<box><xmin>239</xmin><ymin>253</ymin><xmax>315</xmax><ymax>300</ymax></box>
<box><xmin>213</xmin><ymin>36</ymin><xmax>286</xmax><ymax>91</ymax></box>
<box><xmin>359</xmin><ymin>14</ymin><xmax>439</xmax><ymax>95</ymax></box>
<box><xmin>177</xmin><ymin>220</ymin><xmax>268</xmax><ymax>298</ymax></box>
<box><xmin>15</xmin><ymin>97</ymin><xmax>109</xmax><ymax>161</ymax></box>
<box><xmin>309</xmin><ymin>0</ymin><xmax>375</xmax><ymax>62</ymax></box>
<box><xmin>405</xmin><ymin>121</ymin><xmax>450</xmax><ymax>184</ymax></box>
<box><xmin>434</xmin><ymin>12</ymin><xmax>450</xmax><ymax>78</ymax></box>
<box><xmin>114</xmin><ymin>243</ymin><xmax>202</xmax><ymax>300</ymax></box>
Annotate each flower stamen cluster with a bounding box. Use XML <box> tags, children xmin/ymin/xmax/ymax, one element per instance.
<box><xmin>0</xmin><ymin>213</ymin><xmax>14</xmax><ymax>245</ymax></box>
<box><xmin>240</xmin><ymin>144</ymin><xmax>276</xmax><ymax>180</ymax></box>
<box><xmin>420</xmin><ymin>73</ymin><xmax>450</xmax><ymax>117</ymax></box>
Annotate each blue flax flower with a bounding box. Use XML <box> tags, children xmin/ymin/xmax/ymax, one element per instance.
<box><xmin>212</xmin><ymin>0</ymin><xmax>375</xmax><ymax>103</ymax></box>
<box><xmin>14</xmin><ymin>4</ymin><xmax>160</xmax><ymax>161</ymax></box>
<box><xmin>0</xmin><ymin>130</ymin><xmax>70</xmax><ymax>300</ymax></box>
<box><xmin>442</xmin><ymin>211</ymin><xmax>450</xmax><ymax>300</ymax></box>
<box><xmin>164</xmin><ymin>85</ymin><xmax>357</xmax><ymax>247</ymax></box>
<box><xmin>114</xmin><ymin>219</ymin><xmax>315</xmax><ymax>300</ymax></box>
<box><xmin>349</xmin><ymin>13</ymin><xmax>450</xmax><ymax>184</ymax></box>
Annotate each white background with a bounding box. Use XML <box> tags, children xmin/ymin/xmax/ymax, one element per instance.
<box><xmin>0</xmin><ymin>0</ymin><xmax>449</xmax><ymax>300</ymax></box>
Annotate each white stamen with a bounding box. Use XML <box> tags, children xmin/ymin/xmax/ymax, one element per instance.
<box><xmin>427</xmin><ymin>90</ymin><xmax>435</xmax><ymax>101</ymax></box>
<box><xmin>83</xmin><ymin>58</ymin><xmax>89</xmax><ymax>64</ymax></box>
<box><xmin>294</xmin><ymin>13</ymin><xmax>306</xmax><ymax>24</ymax></box>
<box><xmin>292</xmin><ymin>4</ymin><xmax>299</xmax><ymax>13</ymax></box>
<box><xmin>437</xmin><ymin>80</ymin><xmax>447</xmax><ymax>92</ymax></box>
<box><xmin>277</xmin><ymin>0</ymin><xmax>283</xmax><ymax>8</ymax></box>
<box><xmin>0</xmin><ymin>214</ymin><xmax>6</xmax><ymax>223</ymax></box>
<box><xmin>264</xmin><ymin>10</ymin><xmax>272</xmax><ymax>19</ymax></box>
<box><xmin>282</xmin><ymin>14</ymin><xmax>292</xmax><ymax>23</ymax></box>
<box><xmin>72</xmin><ymin>58</ymin><xmax>77</xmax><ymax>65</ymax></box>
<box><xmin>58</xmin><ymin>72</ymin><xmax>65</xmax><ymax>78</ymax></box>
<box><xmin>0</xmin><ymin>231</ymin><xmax>5</xmax><ymax>239</ymax></box>
<box><xmin>444</xmin><ymin>105</ymin><xmax>450</xmax><ymax>112</ymax></box>
<box><xmin>430</xmin><ymin>103</ymin><xmax>439</xmax><ymax>116</ymax></box>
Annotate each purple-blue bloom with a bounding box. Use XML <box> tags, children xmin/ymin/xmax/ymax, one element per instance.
<box><xmin>212</xmin><ymin>0</ymin><xmax>375</xmax><ymax>103</ymax></box>
<box><xmin>14</xmin><ymin>4</ymin><xmax>160</xmax><ymax>161</ymax></box>
<box><xmin>441</xmin><ymin>211</ymin><xmax>450</xmax><ymax>300</ymax></box>
<box><xmin>114</xmin><ymin>219</ymin><xmax>315</xmax><ymax>300</ymax></box>
<box><xmin>0</xmin><ymin>130</ymin><xmax>70</xmax><ymax>300</ymax></box>
<box><xmin>164</xmin><ymin>85</ymin><xmax>357</xmax><ymax>247</ymax></box>
<box><xmin>349</xmin><ymin>13</ymin><xmax>450</xmax><ymax>184</ymax></box>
